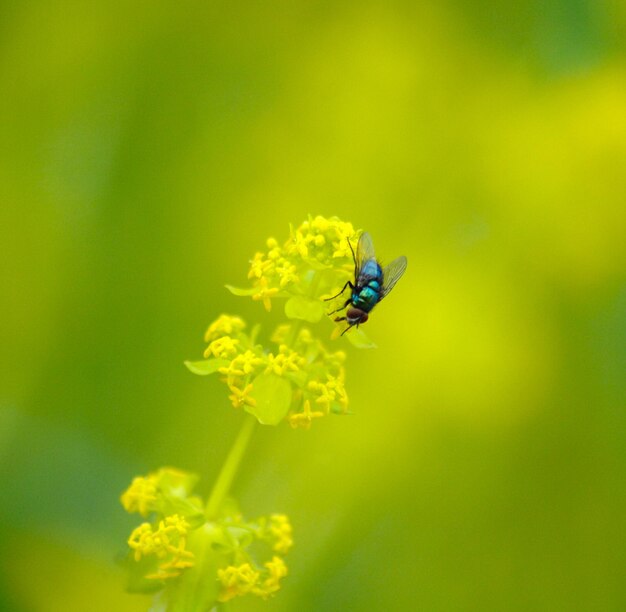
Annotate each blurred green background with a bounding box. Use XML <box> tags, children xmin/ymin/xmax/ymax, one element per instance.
<box><xmin>1</xmin><ymin>1</ymin><xmax>625</xmax><ymax>610</ymax></box>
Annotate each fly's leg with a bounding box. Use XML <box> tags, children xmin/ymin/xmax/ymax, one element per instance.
<box><xmin>347</xmin><ymin>237</ymin><xmax>358</xmax><ymax>278</ymax></box>
<box><xmin>334</xmin><ymin>314</ymin><xmax>355</xmax><ymax>335</ymax></box>
<box><xmin>348</xmin><ymin>238</ymin><xmax>357</xmax><ymax>268</ymax></box>
<box><xmin>327</xmin><ymin>297</ymin><xmax>351</xmax><ymax>316</ymax></box>
<box><xmin>324</xmin><ymin>281</ymin><xmax>354</xmax><ymax>302</ymax></box>
<box><xmin>340</xmin><ymin>322</ymin><xmax>355</xmax><ymax>336</ymax></box>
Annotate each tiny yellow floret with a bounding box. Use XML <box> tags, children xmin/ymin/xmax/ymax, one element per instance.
<box><xmin>275</xmin><ymin>259</ymin><xmax>299</xmax><ymax>288</ymax></box>
<box><xmin>204</xmin><ymin>315</ymin><xmax>246</xmax><ymax>342</ymax></box>
<box><xmin>228</xmin><ymin>383</ymin><xmax>257</xmax><ymax>409</ymax></box>
<box><xmin>204</xmin><ymin>336</ymin><xmax>240</xmax><ymax>359</ymax></box>
<box><xmin>288</xmin><ymin>399</ymin><xmax>326</xmax><ymax>430</ymax></box>
<box><xmin>248</xmin><ymin>253</ymin><xmax>274</xmax><ymax>279</ymax></box>
<box><xmin>252</xmin><ymin>277</ymin><xmax>279</xmax><ymax>311</ymax></box>
<box><xmin>120</xmin><ymin>476</ymin><xmax>158</xmax><ymax>516</ymax></box>
<box><xmin>265</xmin><ymin>345</ymin><xmax>304</xmax><ymax>376</ymax></box>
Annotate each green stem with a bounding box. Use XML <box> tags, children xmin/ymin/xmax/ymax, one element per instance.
<box><xmin>285</xmin><ymin>319</ymin><xmax>302</xmax><ymax>348</ymax></box>
<box><xmin>205</xmin><ymin>414</ymin><xmax>256</xmax><ymax>520</ymax></box>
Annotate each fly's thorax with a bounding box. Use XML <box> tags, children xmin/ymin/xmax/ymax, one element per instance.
<box><xmin>351</xmin><ymin>280</ymin><xmax>381</xmax><ymax>313</ymax></box>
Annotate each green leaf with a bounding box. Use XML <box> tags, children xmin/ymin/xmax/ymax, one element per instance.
<box><xmin>224</xmin><ymin>525</ymin><xmax>255</xmax><ymax>549</ymax></box>
<box><xmin>225</xmin><ymin>284</ymin><xmax>258</xmax><ymax>296</ymax></box>
<box><xmin>246</xmin><ymin>373</ymin><xmax>292</xmax><ymax>425</ymax></box>
<box><xmin>285</xmin><ymin>370</ymin><xmax>308</xmax><ymax>388</ymax></box>
<box><xmin>155</xmin><ymin>467</ymin><xmax>199</xmax><ymax>493</ymax></box>
<box><xmin>160</xmin><ymin>495</ymin><xmax>205</xmax><ymax>529</ymax></box>
<box><xmin>346</xmin><ymin>327</ymin><xmax>377</xmax><ymax>349</ymax></box>
<box><xmin>123</xmin><ymin>552</ymin><xmax>163</xmax><ymax>594</ymax></box>
<box><xmin>285</xmin><ymin>295</ymin><xmax>326</xmax><ymax>322</ymax></box>
<box><xmin>184</xmin><ymin>359</ymin><xmax>230</xmax><ymax>375</ymax></box>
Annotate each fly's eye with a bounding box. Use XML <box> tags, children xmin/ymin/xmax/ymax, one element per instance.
<box><xmin>347</xmin><ymin>308</ymin><xmax>367</xmax><ymax>324</ymax></box>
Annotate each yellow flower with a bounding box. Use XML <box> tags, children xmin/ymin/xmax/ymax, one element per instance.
<box><xmin>288</xmin><ymin>399</ymin><xmax>325</xmax><ymax>430</ymax></box>
<box><xmin>121</xmin><ymin>463</ymin><xmax>295</xmax><ymax>607</ymax></box>
<box><xmin>120</xmin><ymin>468</ymin><xmax>199</xmax><ymax>518</ymax></box>
<box><xmin>266</xmin><ymin>239</ymin><xmax>282</xmax><ymax>261</ymax></box>
<box><xmin>219</xmin><ymin>351</ymin><xmax>264</xmax><ymax>383</ymax></box>
<box><xmin>275</xmin><ymin>259</ymin><xmax>299</xmax><ymax>288</ymax></box>
<box><xmin>248</xmin><ymin>252</ymin><xmax>274</xmax><ymax>279</ymax></box>
<box><xmin>266</xmin><ymin>555</ymin><xmax>288</xmax><ymax>582</ymax></box>
<box><xmin>310</xmin><ymin>215</ymin><xmax>330</xmax><ymax>232</ymax></box>
<box><xmin>288</xmin><ymin>229</ymin><xmax>310</xmax><ymax>258</ymax></box>
<box><xmin>233</xmin><ymin>217</ymin><xmax>361</xmax><ymax>313</ymax></box>
<box><xmin>252</xmin><ymin>277</ymin><xmax>279</xmax><ymax>311</ymax></box>
<box><xmin>252</xmin><ymin>556</ymin><xmax>288</xmax><ymax>598</ymax></box>
<box><xmin>217</xmin><ymin>556</ymin><xmax>288</xmax><ymax>602</ymax></box>
<box><xmin>204</xmin><ymin>336</ymin><xmax>240</xmax><ymax>359</ymax></box>
<box><xmin>326</xmin><ymin>349</ymin><xmax>347</xmax><ymax>367</ymax></box>
<box><xmin>265</xmin><ymin>345</ymin><xmax>304</xmax><ymax>376</ymax></box>
<box><xmin>120</xmin><ymin>476</ymin><xmax>157</xmax><ymax>516</ymax></box>
<box><xmin>332</xmin><ymin>236</ymin><xmax>355</xmax><ymax>259</ymax></box>
<box><xmin>217</xmin><ymin>563</ymin><xmax>260</xmax><ymax>602</ymax></box>
<box><xmin>268</xmin><ymin>514</ymin><xmax>293</xmax><ymax>554</ymax></box>
<box><xmin>270</xmin><ymin>324</ymin><xmax>291</xmax><ymax>344</ymax></box>
<box><xmin>204</xmin><ymin>315</ymin><xmax>246</xmax><ymax>342</ymax></box>
<box><xmin>128</xmin><ymin>515</ymin><xmax>194</xmax><ymax>580</ymax></box>
<box><xmin>297</xmin><ymin>328</ymin><xmax>314</xmax><ymax>344</ymax></box>
<box><xmin>228</xmin><ymin>383</ymin><xmax>257</xmax><ymax>409</ymax></box>
<box><xmin>218</xmin><ymin>360</ymin><xmax>246</xmax><ymax>381</ymax></box>
<box><xmin>308</xmin><ymin>374</ymin><xmax>348</xmax><ymax>412</ymax></box>
<box><xmin>236</xmin><ymin>350</ymin><xmax>265</xmax><ymax>374</ymax></box>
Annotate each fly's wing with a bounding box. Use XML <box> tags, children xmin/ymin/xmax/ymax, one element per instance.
<box><xmin>381</xmin><ymin>256</ymin><xmax>407</xmax><ymax>298</ymax></box>
<box><xmin>356</xmin><ymin>231</ymin><xmax>376</xmax><ymax>274</ymax></box>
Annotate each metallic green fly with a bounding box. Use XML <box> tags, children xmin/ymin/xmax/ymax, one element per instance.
<box><xmin>326</xmin><ymin>232</ymin><xmax>407</xmax><ymax>334</ymax></box>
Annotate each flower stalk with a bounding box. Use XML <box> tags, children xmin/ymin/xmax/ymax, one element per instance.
<box><xmin>205</xmin><ymin>414</ymin><xmax>256</xmax><ymax>520</ymax></box>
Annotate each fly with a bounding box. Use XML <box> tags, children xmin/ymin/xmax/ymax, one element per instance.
<box><xmin>326</xmin><ymin>232</ymin><xmax>407</xmax><ymax>335</ymax></box>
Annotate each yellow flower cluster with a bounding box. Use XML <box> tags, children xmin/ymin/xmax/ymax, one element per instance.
<box><xmin>120</xmin><ymin>475</ymin><xmax>157</xmax><ymax>517</ymax></box>
<box><xmin>215</xmin><ymin>513</ymin><xmax>293</xmax><ymax>603</ymax></box>
<box><xmin>120</xmin><ymin>467</ymin><xmax>199</xmax><ymax>518</ymax></box>
<box><xmin>268</xmin><ymin>514</ymin><xmax>294</xmax><ymax>554</ymax></box>
<box><xmin>286</xmin><ymin>326</ymin><xmax>349</xmax><ymax>429</ymax></box>
<box><xmin>217</xmin><ymin>556</ymin><xmax>288</xmax><ymax>602</ymax></box>
<box><xmin>191</xmin><ymin>315</ymin><xmax>349</xmax><ymax>428</ymax></box>
<box><xmin>120</xmin><ymin>468</ymin><xmax>293</xmax><ymax>605</ymax></box>
<box><xmin>217</xmin><ymin>563</ymin><xmax>259</xmax><ymax>602</ymax></box>
<box><xmin>265</xmin><ymin>344</ymin><xmax>306</xmax><ymax>376</ymax></box>
<box><xmin>204</xmin><ymin>314</ymin><xmax>246</xmax><ymax>340</ymax></box>
<box><xmin>128</xmin><ymin>515</ymin><xmax>194</xmax><ymax>580</ymax></box>
<box><xmin>308</xmin><ymin>374</ymin><xmax>349</xmax><ymax>414</ymax></box>
<box><xmin>121</xmin><ymin>468</ymin><xmax>203</xmax><ymax>584</ymax></box>
<box><xmin>244</xmin><ymin>215</ymin><xmax>358</xmax><ymax>311</ymax></box>
<box><xmin>285</xmin><ymin>215</ymin><xmax>357</xmax><ymax>262</ymax></box>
